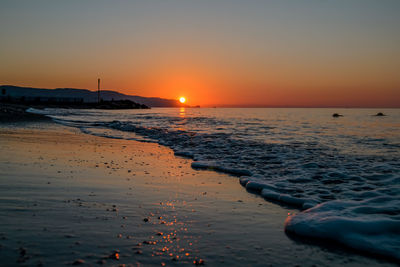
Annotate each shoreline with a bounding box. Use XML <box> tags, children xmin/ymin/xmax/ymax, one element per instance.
<box><xmin>0</xmin><ymin>101</ymin><xmax>148</xmax><ymax>124</ymax></box>
<box><xmin>0</xmin><ymin>120</ymin><xmax>397</xmax><ymax>266</ymax></box>
<box><xmin>0</xmin><ymin>103</ymin><xmax>51</xmax><ymax>122</ymax></box>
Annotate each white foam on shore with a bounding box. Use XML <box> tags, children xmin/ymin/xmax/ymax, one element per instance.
<box><xmin>26</xmin><ymin>107</ymin><xmax>43</xmax><ymax>114</ymax></box>
<box><xmin>239</xmin><ymin>179</ymin><xmax>317</xmax><ymax>209</ymax></box>
<box><xmin>284</xmin><ymin>198</ymin><xmax>400</xmax><ymax>261</ymax></box>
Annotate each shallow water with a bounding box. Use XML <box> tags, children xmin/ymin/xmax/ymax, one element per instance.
<box><xmin>0</xmin><ymin>124</ymin><xmax>396</xmax><ymax>266</ymax></box>
<box><xmin>27</xmin><ymin>107</ymin><xmax>400</xmax><ymax>261</ymax></box>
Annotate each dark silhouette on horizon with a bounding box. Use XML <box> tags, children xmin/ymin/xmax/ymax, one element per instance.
<box><xmin>0</xmin><ymin>85</ymin><xmax>186</xmax><ymax>108</ymax></box>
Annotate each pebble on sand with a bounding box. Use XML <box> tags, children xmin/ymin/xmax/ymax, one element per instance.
<box><xmin>193</xmin><ymin>259</ymin><xmax>205</xmax><ymax>265</ymax></box>
<box><xmin>72</xmin><ymin>259</ymin><xmax>85</xmax><ymax>265</ymax></box>
<box><xmin>109</xmin><ymin>251</ymin><xmax>120</xmax><ymax>260</ymax></box>
<box><xmin>143</xmin><ymin>240</ymin><xmax>157</xmax><ymax>245</ymax></box>
<box><xmin>19</xmin><ymin>247</ymin><xmax>27</xmax><ymax>256</ymax></box>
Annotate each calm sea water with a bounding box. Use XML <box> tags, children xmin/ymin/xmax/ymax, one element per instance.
<box><xmin>29</xmin><ymin>107</ymin><xmax>400</xmax><ymax>260</ymax></box>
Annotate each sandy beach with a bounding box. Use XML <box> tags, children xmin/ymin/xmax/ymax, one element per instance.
<box><xmin>0</xmin><ymin>120</ymin><xmax>396</xmax><ymax>266</ymax></box>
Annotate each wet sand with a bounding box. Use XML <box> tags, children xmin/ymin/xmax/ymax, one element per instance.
<box><xmin>0</xmin><ymin>122</ymin><xmax>395</xmax><ymax>266</ymax></box>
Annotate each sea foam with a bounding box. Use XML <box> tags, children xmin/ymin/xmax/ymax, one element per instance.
<box><xmin>26</xmin><ymin>107</ymin><xmax>400</xmax><ymax>261</ymax></box>
<box><xmin>285</xmin><ymin>198</ymin><xmax>400</xmax><ymax>261</ymax></box>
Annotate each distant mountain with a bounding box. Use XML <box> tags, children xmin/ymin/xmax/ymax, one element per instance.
<box><xmin>0</xmin><ymin>85</ymin><xmax>184</xmax><ymax>107</ymax></box>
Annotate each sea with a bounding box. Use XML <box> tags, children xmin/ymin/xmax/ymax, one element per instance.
<box><xmin>28</xmin><ymin>107</ymin><xmax>400</xmax><ymax>261</ymax></box>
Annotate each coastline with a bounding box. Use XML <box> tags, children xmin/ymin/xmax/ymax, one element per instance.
<box><xmin>0</xmin><ymin>103</ymin><xmax>51</xmax><ymax>122</ymax></box>
<box><xmin>0</xmin><ymin>119</ymin><xmax>396</xmax><ymax>266</ymax></box>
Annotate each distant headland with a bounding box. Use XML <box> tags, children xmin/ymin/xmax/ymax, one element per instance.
<box><xmin>0</xmin><ymin>85</ymin><xmax>187</xmax><ymax>108</ymax></box>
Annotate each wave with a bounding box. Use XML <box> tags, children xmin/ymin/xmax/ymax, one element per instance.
<box><xmin>285</xmin><ymin>198</ymin><xmax>400</xmax><ymax>261</ymax></box>
<box><xmin>109</xmin><ymin>120</ymin><xmax>400</xmax><ymax>261</ymax></box>
<box><xmin>26</xmin><ymin>108</ymin><xmax>400</xmax><ymax>261</ymax></box>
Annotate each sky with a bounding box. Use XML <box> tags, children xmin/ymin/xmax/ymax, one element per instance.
<box><xmin>1</xmin><ymin>0</ymin><xmax>399</xmax><ymax>107</ymax></box>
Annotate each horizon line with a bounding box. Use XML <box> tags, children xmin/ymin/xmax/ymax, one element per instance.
<box><xmin>2</xmin><ymin>84</ymin><xmax>399</xmax><ymax>109</ymax></box>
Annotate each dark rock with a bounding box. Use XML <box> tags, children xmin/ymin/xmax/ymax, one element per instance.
<box><xmin>0</xmin><ymin>103</ymin><xmax>51</xmax><ymax>122</ymax></box>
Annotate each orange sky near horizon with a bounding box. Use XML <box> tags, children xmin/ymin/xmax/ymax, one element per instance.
<box><xmin>1</xmin><ymin>1</ymin><xmax>399</xmax><ymax>107</ymax></box>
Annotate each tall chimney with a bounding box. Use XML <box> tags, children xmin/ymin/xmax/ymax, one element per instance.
<box><xmin>97</xmin><ymin>78</ymin><xmax>100</xmax><ymax>103</ymax></box>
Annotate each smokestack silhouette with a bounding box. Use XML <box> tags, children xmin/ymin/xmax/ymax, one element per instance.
<box><xmin>97</xmin><ymin>78</ymin><xmax>100</xmax><ymax>103</ymax></box>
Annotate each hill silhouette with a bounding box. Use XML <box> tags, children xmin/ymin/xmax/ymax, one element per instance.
<box><xmin>0</xmin><ymin>85</ymin><xmax>184</xmax><ymax>107</ymax></box>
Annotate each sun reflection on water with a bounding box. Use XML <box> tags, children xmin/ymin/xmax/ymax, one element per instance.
<box><xmin>179</xmin><ymin>107</ymin><xmax>186</xmax><ymax>118</ymax></box>
<box><xmin>177</xmin><ymin>107</ymin><xmax>187</xmax><ymax>131</ymax></box>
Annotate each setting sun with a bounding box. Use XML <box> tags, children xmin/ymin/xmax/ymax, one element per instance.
<box><xmin>179</xmin><ymin>97</ymin><xmax>186</xmax><ymax>104</ymax></box>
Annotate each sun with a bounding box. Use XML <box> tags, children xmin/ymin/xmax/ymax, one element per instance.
<box><xmin>179</xmin><ymin>97</ymin><xmax>186</xmax><ymax>104</ymax></box>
